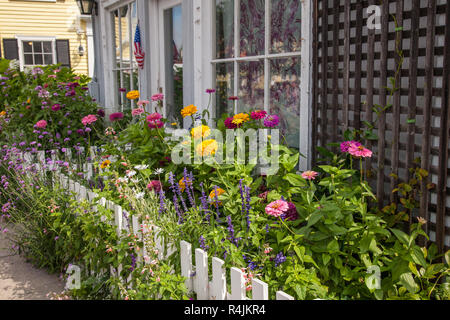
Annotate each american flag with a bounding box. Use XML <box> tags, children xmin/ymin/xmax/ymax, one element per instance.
<box><xmin>134</xmin><ymin>23</ymin><xmax>145</xmax><ymax>69</ymax></box>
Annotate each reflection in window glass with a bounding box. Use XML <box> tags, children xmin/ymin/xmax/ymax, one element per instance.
<box><xmin>270</xmin><ymin>57</ymin><xmax>300</xmax><ymax>147</ymax></box>
<box><xmin>163</xmin><ymin>4</ymin><xmax>183</xmax><ymax>124</ymax></box>
<box><xmin>238</xmin><ymin>61</ymin><xmax>264</xmax><ymax>113</ymax></box>
<box><xmin>270</xmin><ymin>0</ymin><xmax>302</xmax><ymax>54</ymax></box>
<box><xmin>240</xmin><ymin>0</ymin><xmax>265</xmax><ymax>57</ymax></box>
<box><xmin>215</xmin><ymin>0</ymin><xmax>234</xmax><ymax>59</ymax></box>
<box><xmin>215</xmin><ymin>62</ymin><xmax>234</xmax><ymax>117</ymax></box>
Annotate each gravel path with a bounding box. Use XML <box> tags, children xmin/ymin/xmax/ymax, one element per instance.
<box><xmin>0</xmin><ymin>226</ymin><xmax>66</xmax><ymax>300</ymax></box>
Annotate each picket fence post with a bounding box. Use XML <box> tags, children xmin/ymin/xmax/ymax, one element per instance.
<box><xmin>229</xmin><ymin>267</ymin><xmax>246</xmax><ymax>300</ymax></box>
<box><xmin>211</xmin><ymin>257</ymin><xmax>226</xmax><ymax>300</ymax></box>
<box><xmin>195</xmin><ymin>248</ymin><xmax>209</xmax><ymax>300</ymax></box>
<box><xmin>180</xmin><ymin>240</ymin><xmax>194</xmax><ymax>293</ymax></box>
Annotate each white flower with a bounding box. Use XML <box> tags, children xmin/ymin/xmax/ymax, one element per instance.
<box><xmin>134</xmin><ymin>164</ymin><xmax>149</xmax><ymax>171</ymax></box>
<box><xmin>154</xmin><ymin>168</ymin><xmax>164</xmax><ymax>175</ymax></box>
<box><xmin>117</xmin><ymin>177</ymin><xmax>129</xmax><ymax>183</ymax></box>
<box><xmin>135</xmin><ymin>192</ymin><xmax>145</xmax><ymax>199</ymax></box>
<box><xmin>126</xmin><ymin>170</ymin><xmax>137</xmax><ymax>177</ymax></box>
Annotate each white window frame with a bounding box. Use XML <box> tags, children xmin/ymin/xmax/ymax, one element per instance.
<box><xmin>15</xmin><ymin>35</ymin><xmax>56</xmax><ymax>71</ymax></box>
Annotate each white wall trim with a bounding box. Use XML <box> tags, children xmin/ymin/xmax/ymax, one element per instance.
<box><xmin>299</xmin><ymin>0</ymin><xmax>313</xmax><ymax>171</ymax></box>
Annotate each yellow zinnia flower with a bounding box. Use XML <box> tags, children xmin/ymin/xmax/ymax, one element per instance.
<box><xmin>195</xmin><ymin>139</ymin><xmax>218</xmax><ymax>157</ymax></box>
<box><xmin>181</xmin><ymin>105</ymin><xmax>198</xmax><ymax>118</ymax></box>
<box><xmin>232</xmin><ymin>113</ymin><xmax>250</xmax><ymax>126</ymax></box>
<box><xmin>179</xmin><ymin>177</ymin><xmax>192</xmax><ymax>192</ymax></box>
<box><xmin>191</xmin><ymin>125</ymin><xmax>211</xmax><ymax>139</ymax></box>
<box><xmin>100</xmin><ymin>160</ymin><xmax>111</xmax><ymax>169</ymax></box>
<box><xmin>209</xmin><ymin>188</ymin><xmax>226</xmax><ymax>206</ymax></box>
<box><xmin>126</xmin><ymin>90</ymin><xmax>140</xmax><ymax>100</ymax></box>
<box><xmin>0</xmin><ymin>111</ymin><xmax>6</xmax><ymax>117</ymax></box>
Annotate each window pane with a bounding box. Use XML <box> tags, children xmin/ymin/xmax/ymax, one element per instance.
<box><xmin>33</xmin><ymin>41</ymin><xmax>42</xmax><ymax>53</ymax></box>
<box><xmin>240</xmin><ymin>0</ymin><xmax>265</xmax><ymax>57</ymax></box>
<box><xmin>44</xmin><ymin>54</ymin><xmax>53</xmax><ymax>65</ymax></box>
<box><xmin>270</xmin><ymin>57</ymin><xmax>300</xmax><ymax>147</ymax></box>
<box><xmin>23</xmin><ymin>41</ymin><xmax>33</xmax><ymax>53</ymax></box>
<box><xmin>215</xmin><ymin>62</ymin><xmax>234</xmax><ymax>117</ymax></box>
<box><xmin>238</xmin><ymin>61</ymin><xmax>264</xmax><ymax>113</ymax></box>
<box><xmin>270</xmin><ymin>0</ymin><xmax>302</xmax><ymax>54</ymax></box>
<box><xmin>24</xmin><ymin>54</ymin><xmax>33</xmax><ymax>65</ymax></box>
<box><xmin>215</xmin><ymin>0</ymin><xmax>234</xmax><ymax>59</ymax></box>
<box><xmin>34</xmin><ymin>54</ymin><xmax>43</xmax><ymax>65</ymax></box>
<box><xmin>43</xmin><ymin>41</ymin><xmax>52</xmax><ymax>53</ymax></box>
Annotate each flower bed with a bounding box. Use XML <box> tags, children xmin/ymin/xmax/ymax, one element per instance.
<box><xmin>0</xmin><ymin>63</ymin><xmax>449</xmax><ymax>300</ymax></box>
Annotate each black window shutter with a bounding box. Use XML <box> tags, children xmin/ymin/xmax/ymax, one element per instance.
<box><xmin>56</xmin><ymin>39</ymin><xmax>71</xmax><ymax>68</ymax></box>
<box><xmin>2</xmin><ymin>39</ymin><xmax>19</xmax><ymax>60</ymax></box>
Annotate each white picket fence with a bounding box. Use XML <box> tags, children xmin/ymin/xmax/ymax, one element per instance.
<box><xmin>18</xmin><ymin>147</ymin><xmax>295</xmax><ymax>300</ymax></box>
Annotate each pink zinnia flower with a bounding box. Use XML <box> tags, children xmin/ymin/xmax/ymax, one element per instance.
<box><xmin>224</xmin><ymin>117</ymin><xmax>237</xmax><ymax>129</ymax></box>
<box><xmin>132</xmin><ymin>108</ymin><xmax>145</xmax><ymax>116</ymax></box>
<box><xmin>301</xmin><ymin>170</ymin><xmax>318</xmax><ymax>180</ymax></box>
<box><xmin>340</xmin><ymin>140</ymin><xmax>361</xmax><ymax>153</ymax></box>
<box><xmin>265</xmin><ymin>200</ymin><xmax>289</xmax><ymax>218</ymax></box>
<box><xmin>251</xmin><ymin>110</ymin><xmax>267</xmax><ymax>120</ymax></box>
<box><xmin>81</xmin><ymin>114</ymin><xmax>97</xmax><ymax>126</ymax></box>
<box><xmin>109</xmin><ymin>112</ymin><xmax>124</xmax><ymax>122</ymax></box>
<box><xmin>35</xmin><ymin>120</ymin><xmax>47</xmax><ymax>129</ymax></box>
<box><xmin>263</xmin><ymin>114</ymin><xmax>280</xmax><ymax>128</ymax></box>
<box><xmin>147</xmin><ymin>180</ymin><xmax>162</xmax><ymax>193</ymax></box>
<box><xmin>146</xmin><ymin>113</ymin><xmax>162</xmax><ymax>122</ymax></box>
<box><xmin>348</xmin><ymin>143</ymin><xmax>373</xmax><ymax>158</ymax></box>
<box><xmin>137</xmin><ymin>100</ymin><xmax>150</xmax><ymax>106</ymax></box>
<box><xmin>151</xmin><ymin>93</ymin><xmax>164</xmax><ymax>102</ymax></box>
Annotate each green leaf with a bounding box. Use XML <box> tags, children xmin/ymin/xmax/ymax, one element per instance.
<box><xmin>327</xmin><ymin>239</ymin><xmax>339</xmax><ymax>253</ymax></box>
<box><xmin>390</xmin><ymin>228</ymin><xmax>410</xmax><ymax>246</ymax></box>
<box><xmin>410</xmin><ymin>246</ymin><xmax>427</xmax><ymax>268</ymax></box>
<box><xmin>399</xmin><ymin>272</ymin><xmax>419</xmax><ymax>294</ymax></box>
<box><xmin>283</xmin><ymin>173</ymin><xmax>307</xmax><ymax>187</ymax></box>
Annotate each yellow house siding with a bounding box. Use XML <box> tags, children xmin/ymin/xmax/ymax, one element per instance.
<box><xmin>0</xmin><ymin>0</ymin><xmax>89</xmax><ymax>75</ymax></box>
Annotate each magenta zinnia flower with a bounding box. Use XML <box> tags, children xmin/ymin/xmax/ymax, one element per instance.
<box><xmin>35</xmin><ymin>120</ymin><xmax>47</xmax><ymax>129</ymax></box>
<box><xmin>147</xmin><ymin>180</ymin><xmax>162</xmax><ymax>193</ymax></box>
<box><xmin>228</xmin><ymin>96</ymin><xmax>239</xmax><ymax>101</ymax></box>
<box><xmin>348</xmin><ymin>143</ymin><xmax>373</xmax><ymax>158</ymax></box>
<box><xmin>51</xmin><ymin>104</ymin><xmax>61</xmax><ymax>111</ymax></box>
<box><xmin>263</xmin><ymin>114</ymin><xmax>280</xmax><ymax>128</ymax></box>
<box><xmin>206</xmin><ymin>88</ymin><xmax>216</xmax><ymax>94</ymax></box>
<box><xmin>97</xmin><ymin>109</ymin><xmax>105</xmax><ymax>117</ymax></box>
<box><xmin>146</xmin><ymin>113</ymin><xmax>162</xmax><ymax>122</ymax></box>
<box><xmin>340</xmin><ymin>140</ymin><xmax>361</xmax><ymax>153</ymax></box>
<box><xmin>119</xmin><ymin>87</ymin><xmax>127</xmax><ymax>93</ymax></box>
<box><xmin>82</xmin><ymin>114</ymin><xmax>97</xmax><ymax>126</ymax></box>
<box><xmin>224</xmin><ymin>117</ymin><xmax>237</xmax><ymax>129</ymax></box>
<box><xmin>301</xmin><ymin>170</ymin><xmax>318</xmax><ymax>180</ymax></box>
<box><xmin>109</xmin><ymin>112</ymin><xmax>124</xmax><ymax>122</ymax></box>
<box><xmin>251</xmin><ymin>110</ymin><xmax>267</xmax><ymax>120</ymax></box>
<box><xmin>282</xmin><ymin>202</ymin><xmax>299</xmax><ymax>221</ymax></box>
<box><xmin>265</xmin><ymin>200</ymin><xmax>289</xmax><ymax>218</ymax></box>
<box><xmin>132</xmin><ymin>108</ymin><xmax>145</xmax><ymax>116</ymax></box>
<box><xmin>148</xmin><ymin>120</ymin><xmax>164</xmax><ymax>129</ymax></box>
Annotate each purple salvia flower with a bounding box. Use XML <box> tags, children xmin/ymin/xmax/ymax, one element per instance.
<box><xmin>158</xmin><ymin>187</ymin><xmax>166</xmax><ymax>216</ymax></box>
<box><xmin>226</xmin><ymin>215</ymin><xmax>238</xmax><ymax>247</ymax></box>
